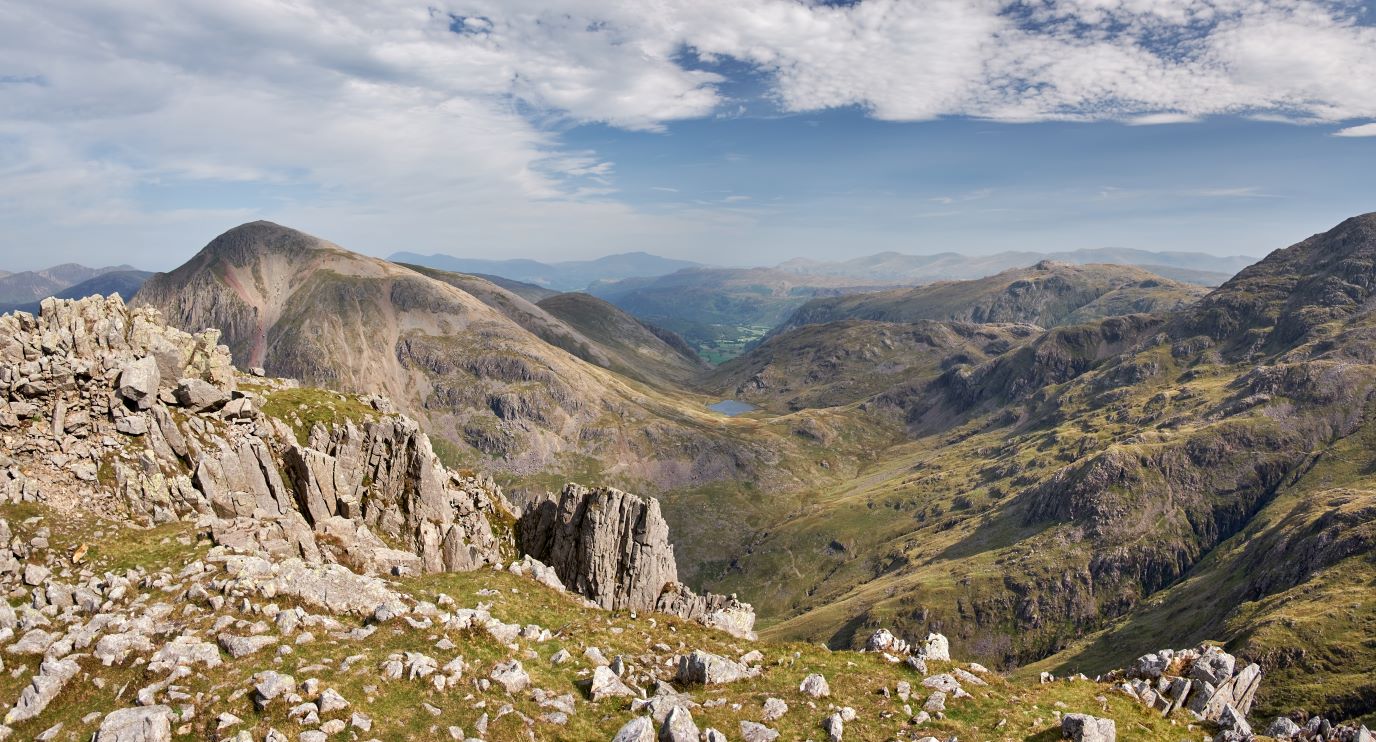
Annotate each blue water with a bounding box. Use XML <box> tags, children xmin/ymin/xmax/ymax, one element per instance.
<box><xmin>708</xmin><ymin>400</ymin><xmax>756</xmax><ymax>416</ymax></box>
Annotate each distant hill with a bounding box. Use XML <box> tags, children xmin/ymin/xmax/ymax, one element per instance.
<box><xmin>776</xmin><ymin>261</ymin><xmax>1206</xmax><ymax>334</ymax></box>
<box><xmin>0</xmin><ymin>269</ymin><xmax>153</xmax><ymax>314</ymax></box>
<box><xmin>467</xmin><ymin>273</ymin><xmax>560</xmax><ymax>303</ymax></box>
<box><xmin>779</xmin><ymin>247</ymin><xmax>1254</xmax><ymax>285</ymax></box>
<box><xmin>0</xmin><ymin>263</ymin><xmax>142</xmax><ymax>306</ymax></box>
<box><xmin>708</xmin><ymin>319</ymin><xmax>1040</xmax><ymax>413</ymax></box>
<box><xmin>388</xmin><ymin>251</ymin><xmax>703</xmax><ymax>291</ymax></box>
<box><xmin>588</xmin><ymin>267</ymin><xmax>902</xmax><ymax>363</ymax></box>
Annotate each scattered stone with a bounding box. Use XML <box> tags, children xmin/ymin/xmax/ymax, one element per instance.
<box><xmin>1264</xmin><ymin>717</ymin><xmax>1301</xmax><ymax>739</ymax></box>
<box><xmin>740</xmin><ymin>720</ymin><xmax>781</xmax><ymax>742</ymax></box>
<box><xmin>612</xmin><ymin>717</ymin><xmax>656</xmax><ymax>742</ymax></box>
<box><xmin>217</xmin><ymin>633</ymin><xmax>278</xmax><ymax>658</ymax></box>
<box><xmin>800</xmin><ymin>673</ymin><xmax>831</xmax><ymax>698</ymax></box>
<box><xmin>490</xmin><ymin>660</ymin><xmax>530</xmax><ymax>694</ymax></box>
<box><xmin>589</xmin><ymin>666</ymin><xmax>637</xmax><ymax>701</ymax></box>
<box><xmin>659</xmin><ymin>706</ymin><xmax>699</xmax><ymax>742</ymax></box>
<box><xmin>823</xmin><ymin>711</ymin><xmax>844</xmax><ymax>742</ymax></box>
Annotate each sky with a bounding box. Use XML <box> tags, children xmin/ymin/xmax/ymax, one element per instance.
<box><xmin>1</xmin><ymin>0</ymin><xmax>1375</xmax><ymax>271</ymax></box>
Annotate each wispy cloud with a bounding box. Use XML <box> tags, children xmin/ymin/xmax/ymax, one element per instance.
<box><xmin>1185</xmin><ymin>187</ymin><xmax>1281</xmax><ymax>199</ymax></box>
<box><xmin>931</xmin><ymin>188</ymin><xmax>992</xmax><ymax>206</ymax></box>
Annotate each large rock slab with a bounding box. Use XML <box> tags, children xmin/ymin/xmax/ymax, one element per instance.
<box><xmin>94</xmin><ymin>705</ymin><xmax>174</xmax><ymax>742</ymax></box>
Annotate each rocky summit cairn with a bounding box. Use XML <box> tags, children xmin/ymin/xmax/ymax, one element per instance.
<box><xmin>518</xmin><ymin>483</ymin><xmax>757</xmax><ymax>638</ymax></box>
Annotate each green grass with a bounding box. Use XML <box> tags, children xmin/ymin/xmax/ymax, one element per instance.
<box><xmin>259</xmin><ymin>387</ymin><xmax>379</xmax><ymax>445</ymax></box>
<box><xmin>0</xmin><ymin>499</ymin><xmax>1215</xmax><ymax>741</ymax></box>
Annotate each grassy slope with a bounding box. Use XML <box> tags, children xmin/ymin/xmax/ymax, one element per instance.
<box><xmin>1023</xmin><ymin>412</ymin><xmax>1376</xmax><ymax>725</ymax></box>
<box><xmin>779</xmin><ymin>263</ymin><xmax>1205</xmax><ymax>333</ymax></box>
<box><xmin>705</xmin><ymin>319</ymin><xmax>1040</xmax><ymax>413</ymax></box>
<box><xmin>1</xmin><ymin>501</ymin><xmax>1208</xmax><ymax>742</ymax></box>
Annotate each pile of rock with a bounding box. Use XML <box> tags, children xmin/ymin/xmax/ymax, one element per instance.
<box><xmin>864</xmin><ymin>627</ymin><xmax>951</xmax><ymax>673</ymax></box>
<box><xmin>1262</xmin><ymin>714</ymin><xmax>1374</xmax><ymax>741</ymax></box>
<box><xmin>0</xmin><ymin>295</ymin><xmax>514</xmax><ymax>579</ymax></box>
<box><xmin>1112</xmin><ymin>645</ymin><xmax>1261</xmax><ymax>725</ymax></box>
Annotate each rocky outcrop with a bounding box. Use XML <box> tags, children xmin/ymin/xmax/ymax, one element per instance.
<box><xmin>287</xmin><ymin>419</ymin><xmax>508</xmax><ymax>573</ymax></box>
<box><xmin>517</xmin><ymin>484</ymin><xmax>679</xmax><ymax>611</ymax></box>
<box><xmin>0</xmin><ymin>295</ymin><xmax>508</xmax><ymax>579</ymax></box>
<box><xmin>518</xmin><ymin>484</ymin><xmax>756</xmax><ymax>638</ymax></box>
<box><xmin>1112</xmin><ymin>645</ymin><xmax>1262</xmax><ymax>724</ymax></box>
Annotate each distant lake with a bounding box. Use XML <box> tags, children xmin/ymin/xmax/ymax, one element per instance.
<box><xmin>708</xmin><ymin>400</ymin><xmax>756</xmax><ymax>416</ymax></box>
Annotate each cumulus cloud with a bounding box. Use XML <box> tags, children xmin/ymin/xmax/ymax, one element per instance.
<box><xmin>1</xmin><ymin>0</ymin><xmax>1373</xmax><ymax>265</ymax></box>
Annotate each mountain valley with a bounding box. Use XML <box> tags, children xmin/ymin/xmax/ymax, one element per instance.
<box><xmin>3</xmin><ymin>213</ymin><xmax>1376</xmax><ymax>738</ymax></box>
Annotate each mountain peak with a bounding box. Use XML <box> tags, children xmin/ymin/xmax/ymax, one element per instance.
<box><xmin>198</xmin><ymin>221</ymin><xmax>331</xmax><ymax>266</ymax></box>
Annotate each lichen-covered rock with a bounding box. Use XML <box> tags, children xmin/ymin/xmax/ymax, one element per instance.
<box><xmin>5</xmin><ymin>656</ymin><xmax>80</xmax><ymax>724</ymax></box>
<box><xmin>116</xmin><ymin>357</ymin><xmax>161</xmax><ymax>410</ymax></box>
<box><xmin>655</xmin><ymin>582</ymin><xmax>756</xmax><ymax>640</ymax></box>
<box><xmin>800</xmin><ymin>673</ymin><xmax>830</xmax><ymax>698</ymax></box>
<box><xmin>612</xmin><ymin>717</ymin><xmax>656</xmax><ymax>742</ymax></box>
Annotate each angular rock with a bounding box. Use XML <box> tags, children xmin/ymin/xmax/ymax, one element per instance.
<box><xmin>6</xmin><ymin>656</ymin><xmax>80</xmax><ymax>724</ymax></box>
<box><xmin>741</xmin><ymin>720</ymin><xmax>781</xmax><ymax>742</ymax></box>
<box><xmin>518</xmin><ymin>484</ymin><xmax>678</xmax><ymax>612</ymax></box>
<box><xmin>1264</xmin><ymin>717</ymin><xmax>1301</xmax><ymax>739</ymax></box>
<box><xmin>918</xmin><ymin>633</ymin><xmax>950</xmax><ymax>661</ymax></box>
<box><xmin>823</xmin><ymin>712</ymin><xmax>844</xmax><ymax>742</ymax></box>
<box><xmin>217</xmin><ymin>633</ymin><xmax>278</xmax><ymax>658</ymax></box>
<box><xmin>490</xmin><ymin>660</ymin><xmax>530</xmax><ymax>693</ymax></box>
<box><xmin>589</xmin><ymin>666</ymin><xmax>637</xmax><ymax>701</ymax></box>
<box><xmin>174</xmin><ymin>378</ymin><xmax>228</xmax><ymax>412</ymax></box>
<box><xmin>117</xmin><ymin>357</ymin><xmax>161</xmax><ymax>410</ymax></box>
<box><xmin>659</xmin><ymin>706</ymin><xmax>699</xmax><ymax>742</ymax></box>
<box><xmin>1062</xmin><ymin>713</ymin><xmax>1116</xmax><ymax>742</ymax></box>
<box><xmin>800</xmin><ymin>673</ymin><xmax>830</xmax><ymax>698</ymax></box>
<box><xmin>612</xmin><ymin>717</ymin><xmax>656</xmax><ymax>742</ymax></box>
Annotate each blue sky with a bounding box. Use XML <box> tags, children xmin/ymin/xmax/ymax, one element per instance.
<box><xmin>1</xmin><ymin>0</ymin><xmax>1375</xmax><ymax>270</ymax></box>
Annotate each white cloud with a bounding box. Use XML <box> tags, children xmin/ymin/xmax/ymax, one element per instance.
<box><xmin>1334</xmin><ymin>123</ymin><xmax>1376</xmax><ymax>137</ymax></box>
<box><xmin>1</xmin><ymin>0</ymin><xmax>1374</xmax><ymax>267</ymax></box>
